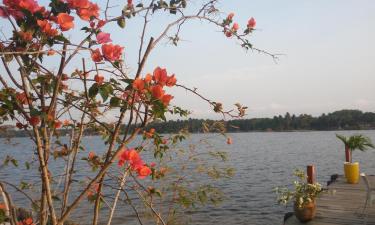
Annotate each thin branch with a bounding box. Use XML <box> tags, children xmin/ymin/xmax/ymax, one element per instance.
<box><xmin>0</xmin><ymin>181</ymin><xmax>39</xmax><ymax>208</ymax></box>
<box><xmin>1</xmin><ymin>57</ymin><xmax>23</xmax><ymax>89</ymax></box>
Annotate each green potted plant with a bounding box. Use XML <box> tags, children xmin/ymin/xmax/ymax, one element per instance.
<box><xmin>336</xmin><ymin>134</ymin><xmax>375</xmax><ymax>184</ymax></box>
<box><xmin>275</xmin><ymin>169</ymin><xmax>322</xmax><ymax>223</ymax></box>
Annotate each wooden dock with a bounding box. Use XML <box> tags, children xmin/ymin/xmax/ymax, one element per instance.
<box><xmin>285</xmin><ymin>175</ymin><xmax>375</xmax><ymax>225</ymax></box>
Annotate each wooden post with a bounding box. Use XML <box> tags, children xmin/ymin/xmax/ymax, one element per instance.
<box><xmin>307</xmin><ymin>165</ymin><xmax>316</xmax><ymax>184</ymax></box>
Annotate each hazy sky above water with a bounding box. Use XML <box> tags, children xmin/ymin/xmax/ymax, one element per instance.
<box><xmin>1</xmin><ymin>0</ymin><xmax>375</xmax><ymax>120</ymax></box>
<box><xmin>104</xmin><ymin>0</ymin><xmax>375</xmax><ymax>119</ymax></box>
<box><xmin>160</xmin><ymin>0</ymin><xmax>375</xmax><ymax>119</ymax></box>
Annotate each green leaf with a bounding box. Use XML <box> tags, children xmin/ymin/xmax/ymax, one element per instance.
<box><xmin>10</xmin><ymin>159</ymin><xmax>18</xmax><ymax>167</ymax></box>
<box><xmin>30</xmin><ymin>108</ymin><xmax>41</xmax><ymax>117</ymax></box>
<box><xmin>99</xmin><ymin>84</ymin><xmax>113</xmax><ymax>102</ymax></box>
<box><xmin>117</xmin><ymin>18</ymin><xmax>126</xmax><ymax>28</ymax></box>
<box><xmin>54</xmin><ymin>35</ymin><xmax>70</xmax><ymax>43</ymax></box>
<box><xmin>110</xmin><ymin>97</ymin><xmax>121</xmax><ymax>107</ymax></box>
<box><xmin>89</xmin><ymin>83</ymin><xmax>99</xmax><ymax>98</ymax></box>
<box><xmin>120</xmin><ymin>78</ymin><xmax>133</xmax><ymax>84</ymax></box>
<box><xmin>181</xmin><ymin>0</ymin><xmax>187</xmax><ymax>8</ymax></box>
<box><xmin>169</xmin><ymin>7</ymin><xmax>177</xmax><ymax>14</ymax></box>
<box><xmin>0</xmin><ymin>208</ymin><xmax>7</xmax><ymax>223</ymax></box>
<box><xmin>20</xmin><ymin>181</ymin><xmax>30</xmax><ymax>190</ymax></box>
<box><xmin>81</xmin><ymin>27</ymin><xmax>91</xmax><ymax>32</ymax></box>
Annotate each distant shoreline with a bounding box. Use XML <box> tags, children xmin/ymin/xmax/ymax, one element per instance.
<box><xmin>1</xmin><ymin>109</ymin><xmax>374</xmax><ymax>138</ymax></box>
<box><xmin>1</xmin><ymin>128</ymin><xmax>375</xmax><ymax>139</ymax></box>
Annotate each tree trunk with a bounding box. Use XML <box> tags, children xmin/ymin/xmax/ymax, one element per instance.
<box><xmin>345</xmin><ymin>146</ymin><xmax>351</xmax><ymax>163</ymax></box>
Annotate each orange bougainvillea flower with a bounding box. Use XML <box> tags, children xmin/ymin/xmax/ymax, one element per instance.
<box><xmin>159</xmin><ymin>167</ymin><xmax>167</xmax><ymax>175</ymax></box>
<box><xmin>153</xmin><ymin>67</ymin><xmax>168</xmax><ymax>86</ymax></box>
<box><xmin>116</xmin><ymin>147</ymin><xmax>126</xmax><ymax>160</ymax></box>
<box><xmin>24</xmin><ymin>217</ymin><xmax>34</xmax><ymax>225</ymax></box>
<box><xmin>132</xmin><ymin>78</ymin><xmax>145</xmax><ymax>91</ymax></box>
<box><xmin>19</xmin><ymin>31</ymin><xmax>33</xmax><ymax>41</ymax></box>
<box><xmin>0</xmin><ymin>203</ymin><xmax>5</xmax><ymax>209</ymax></box>
<box><xmin>117</xmin><ymin>148</ymin><xmax>151</xmax><ymax>179</ymax></box>
<box><xmin>0</xmin><ymin>7</ymin><xmax>7</xmax><ymax>18</ymax></box>
<box><xmin>37</xmin><ymin>20</ymin><xmax>58</xmax><ymax>37</ymax></box>
<box><xmin>144</xmin><ymin>73</ymin><xmax>152</xmax><ymax>83</ymax></box>
<box><xmin>225</xmin><ymin>30</ymin><xmax>232</xmax><ymax>38</ymax></box>
<box><xmin>90</xmin><ymin>20</ymin><xmax>106</xmax><ymax>29</ymax></box>
<box><xmin>54</xmin><ymin>120</ymin><xmax>62</xmax><ymax>129</ymax></box>
<box><xmin>96</xmin><ymin>32</ymin><xmax>112</xmax><ymax>44</ymax></box>
<box><xmin>166</xmin><ymin>74</ymin><xmax>177</xmax><ymax>87</ymax></box>
<box><xmin>47</xmin><ymin>49</ymin><xmax>56</xmax><ymax>56</ymax></box>
<box><xmin>137</xmin><ymin>165</ymin><xmax>151</xmax><ymax>179</ymax></box>
<box><xmin>232</xmin><ymin>22</ymin><xmax>239</xmax><ymax>32</ymax></box>
<box><xmin>63</xmin><ymin>119</ymin><xmax>71</xmax><ymax>126</ymax></box>
<box><xmin>29</xmin><ymin>116</ymin><xmax>40</xmax><ymax>126</ymax></box>
<box><xmin>87</xmin><ymin>182</ymin><xmax>99</xmax><ymax>198</ymax></box>
<box><xmin>101</xmin><ymin>43</ymin><xmax>123</xmax><ymax>62</ymax></box>
<box><xmin>18</xmin><ymin>217</ymin><xmax>34</xmax><ymax>225</ymax></box>
<box><xmin>121</xmin><ymin>149</ymin><xmax>140</xmax><ymax>162</ymax></box>
<box><xmin>91</xmin><ymin>49</ymin><xmax>103</xmax><ymax>62</ymax></box>
<box><xmin>94</xmin><ymin>74</ymin><xmax>104</xmax><ymax>85</ymax></box>
<box><xmin>47</xmin><ymin>112</ymin><xmax>54</xmax><ymax>122</ymax></box>
<box><xmin>161</xmin><ymin>94</ymin><xmax>173</xmax><ymax>106</ymax></box>
<box><xmin>77</xmin><ymin>2</ymin><xmax>99</xmax><ymax>21</ymax></box>
<box><xmin>131</xmin><ymin>158</ymin><xmax>145</xmax><ymax>171</ymax></box>
<box><xmin>227</xmin><ymin>137</ymin><xmax>233</xmax><ymax>145</ymax></box>
<box><xmin>57</xmin><ymin>13</ymin><xmax>74</xmax><ymax>31</ymax></box>
<box><xmin>67</xmin><ymin>0</ymin><xmax>89</xmax><ymax>9</ymax></box>
<box><xmin>88</xmin><ymin>151</ymin><xmax>95</xmax><ymax>160</ymax></box>
<box><xmin>19</xmin><ymin>0</ymin><xmax>41</xmax><ymax>13</ymax></box>
<box><xmin>151</xmin><ymin>85</ymin><xmax>165</xmax><ymax>99</ymax></box>
<box><xmin>247</xmin><ymin>17</ymin><xmax>256</xmax><ymax>29</ymax></box>
<box><xmin>97</xmin><ymin>20</ymin><xmax>106</xmax><ymax>28</ymax></box>
<box><xmin>16</xmin><ymin>92</ymin><xmax>28</xmax><ymax>105</ymax></box>
<box><xmin>87</xmin><ymin>190</ymin><xmax>94</xmax><ymax>198</ymax></box>
<box><xmin>227</xmin><ymin>12</ymin><xmax>234</xmax><ymax>21</ymax></box>
<box><xmin>118</xmin><ymin>148</ymin><xmax>141</xmax><ymax>167</ymax></box>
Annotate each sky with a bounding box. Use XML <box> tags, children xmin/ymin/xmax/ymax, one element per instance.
<box><xmin>1</xmin><ymin>0</ymin><xmax>375</xmax><ymax>120</ymax></box>
<box><xmin>115</xmin><ymin>0</ymin><xmax>375</xmax><ymax>119</ymax></box>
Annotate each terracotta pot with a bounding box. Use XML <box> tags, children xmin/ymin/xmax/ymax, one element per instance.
<box><xmin>294</xmin><ymin>201</ymin><xmax>316</xmax><ymax>223</ymax></box>
<box><xmin>344</xmin><ymin>162</ymin><xmax>360</xmax><ymax>184</ymax></box>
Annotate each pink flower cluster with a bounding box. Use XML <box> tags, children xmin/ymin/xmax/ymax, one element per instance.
<box><xmin>224</xmin><ymin>12</ymin><xmax>256</xmax><ymax>37</ymax></box>
<box><xmin>91</xmin><ymin>32</ymin><xmax>123</xmax><ymax>62</ymax></box>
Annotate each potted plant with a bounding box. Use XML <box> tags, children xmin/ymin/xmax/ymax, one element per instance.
<box><xmin>336</xmin><ymin>134</ymin><xmax>375</xmax><ymax>184</ymax></box>
<box><xmin>275</xmin><ymin>169</ymin><xmax>322</xmax><ymax>223</ymax></box>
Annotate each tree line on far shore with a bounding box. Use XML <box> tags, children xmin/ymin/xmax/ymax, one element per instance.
<box><xmin>147</xmin><ymin>109</ymin><xmax>375</xmax><ymax>133</ymax></box>
<box><xmin>1</xmin><ymin>109</ymin><xmax>374</xmax><ymax>138</ymax></box>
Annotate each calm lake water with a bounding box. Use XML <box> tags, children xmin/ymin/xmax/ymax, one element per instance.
<box><xmin>1</xmin><ymin>130</ymin><xmax>375</xmax><ymax>225</ymax></box>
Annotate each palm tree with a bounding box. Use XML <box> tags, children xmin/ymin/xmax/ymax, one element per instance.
<box><xmin>336</xmin><ymin>134</ymin><xmax>375</xmax><ymax>163</ymax></box>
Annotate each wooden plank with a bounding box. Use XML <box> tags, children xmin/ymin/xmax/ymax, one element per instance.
<box><xmin>285</xmin><ymin>175</ymin><xmax>375</xmax><ymax>225</ymax></box>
